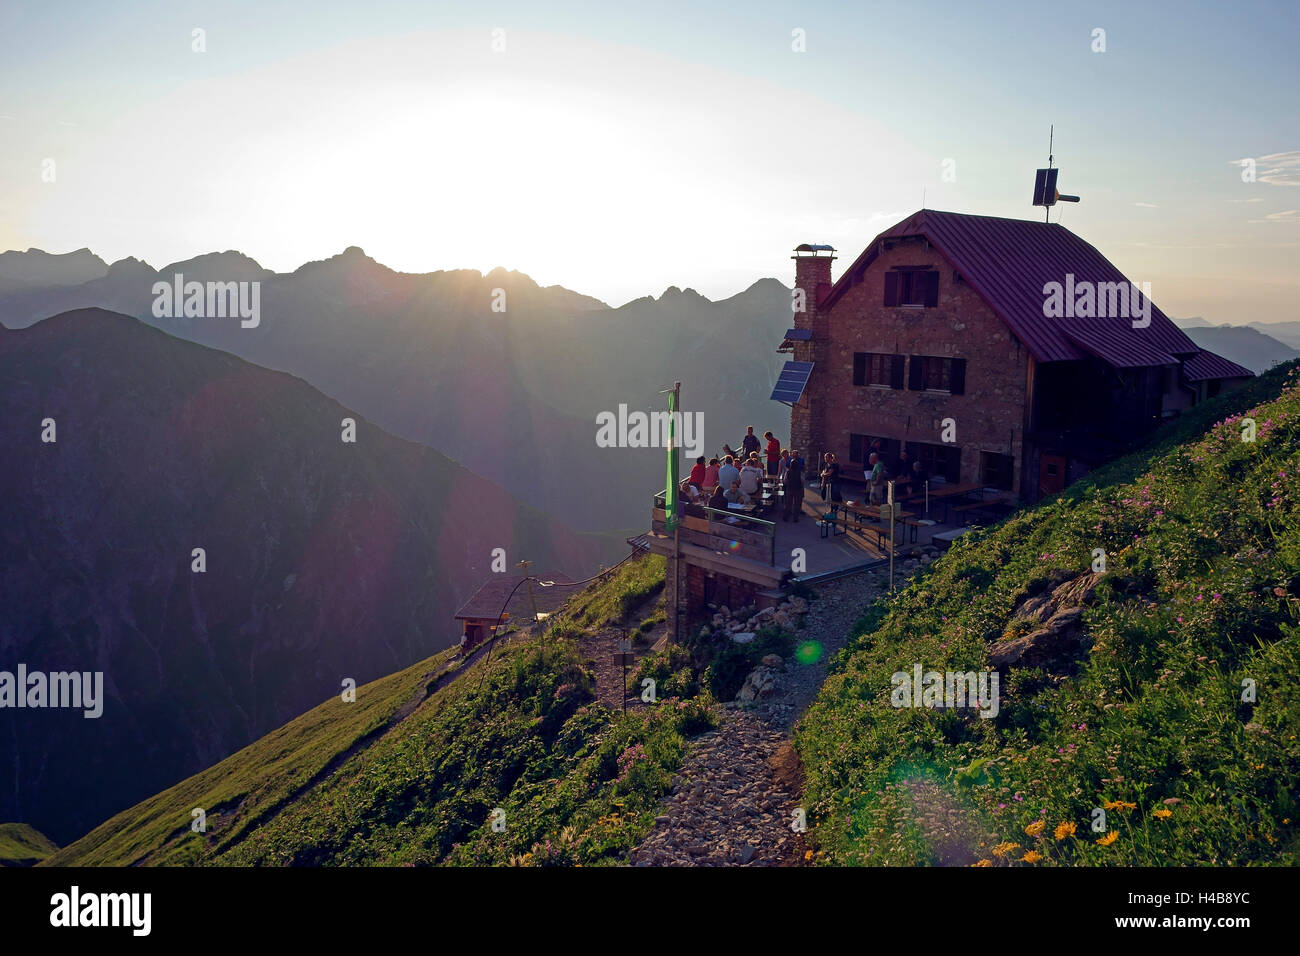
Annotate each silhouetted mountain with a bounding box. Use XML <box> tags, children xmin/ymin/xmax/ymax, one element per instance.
<box><xmin>0</xmin><ymin>248</ymin><xmax>108</xmax><ymax>293</ymax></box>
<box><xmin>1249</xmin><ymin>320</ymin><xmax>1300</xmax><ymax>351</ymax></box>
<box><xmin>0</xmin><ymin>253</ymin><xmax>793</xmax><ymax>531</ymax></box>
<box><xmin>1184</xmin><ymin>324</ymin><xmax>1299</xmax><ymax>374</ymax></box>
<box><xmin>1172</xmin><ymin>315</ymin><xmax>1213</xmax><ymax>329</ymax></box>
<box><xmin>0</xmin><ymin>308</ymin><xmax>617</xmax><ymax>843</ymax></box>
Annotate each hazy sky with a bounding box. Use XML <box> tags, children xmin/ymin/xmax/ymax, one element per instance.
<box><xmin>2</xmin><ymin>0</ymin><xmax>1296</xmax><ymax>319</ymax></box>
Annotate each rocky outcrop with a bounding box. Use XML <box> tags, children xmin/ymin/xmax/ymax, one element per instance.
<box><xmin>989</xmin><ymin>571</ymin><xmax>1104</xmax><ymax>671</ymax></box>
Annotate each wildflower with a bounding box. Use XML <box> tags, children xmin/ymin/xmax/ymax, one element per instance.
<box><xmin>1024</xmin><ymin>820</ymin><xmax>1045</xmax><ymax>837</ymax></box>
<box><xmin>1054</xmin><ymin>822</ymin><xmax>1077</xmax><ymax>840</ymax></box>
<box><xmin>804</xmin><ymin>850</ymin><xmax>814</xmax><ymax>861</ymax></box>
<box><xmin>1097</xmin><ymin>831</ymin><xmax>1118</xmax><ymax>846</ymax></box>
<box><xmin>1153</xmin><ymin>808</ymin><xmax>1172</xmax><ymax>820</ymax></box>
<box><xmin>971</xmin><ymin>859</ymin><xmax>993</xmax><ymax>867</ymax></box>
<box><xmin>992</xmin><ymin>841</ymin><xmax>1021</xmax><ymax>858</ymax></box>
<box><xmin>1020</xmin><ymin>850</ymin><xmax>1043</xmax><ymax>864</ymax></box>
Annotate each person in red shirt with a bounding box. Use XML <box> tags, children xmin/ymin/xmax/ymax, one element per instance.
<box><xmin>689</xmin><ymin>456</ymin><xmax>707</xmax><ymax>489</ymax></box>
<box><xmin>764</xmin><ymin>432</ymin><xmax>781</xmax><ymax>476</ymax></box>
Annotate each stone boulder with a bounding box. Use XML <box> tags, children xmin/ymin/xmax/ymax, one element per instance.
<box><xmin>735</xmin><ymin>665</ymin><xmax>779</xmax><ymax>702</ymax></box>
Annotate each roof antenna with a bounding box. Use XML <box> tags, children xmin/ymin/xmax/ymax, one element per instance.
<box><xmin>1032</xmin><ymin>124</ymin><xmax>1080</xmax><ymax>223</ymax></box>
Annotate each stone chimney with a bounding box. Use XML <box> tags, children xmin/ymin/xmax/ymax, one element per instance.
<box><xmin>791</xmin><ymin>244</ymin><xmax>835</xmax><ymax>339</ymax></box>
<box><xmin>788</xmin><ymin>244</ymin><xmax>835</xmax><ymax>462</ymax></box>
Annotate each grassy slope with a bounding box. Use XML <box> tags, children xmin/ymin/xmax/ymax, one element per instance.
<box><xmin>797</xmin><ymin>363</ymin><xmax>1300</xmax><ymax>865</ymax></box>
<box><xmin>45</xmin><ymin>649</ymin><xmax>452</xmax><ymax>866</ymax></box>
<box><xmin>0</xmin><ymin>823</ymin><xmax>58</xmax><ymax>866</ymax></box>
<box><xmin>48</xmin><ymin>554</ymin><xmax>712</xmax><ymax>867</ymax></box>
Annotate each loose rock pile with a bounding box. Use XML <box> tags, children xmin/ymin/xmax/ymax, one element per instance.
<box><xmin>700</xmin><ymin>595</ymin><xmax>810</xmax><ymax>640</ymax></box>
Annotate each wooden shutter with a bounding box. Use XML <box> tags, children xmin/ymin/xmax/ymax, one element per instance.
<box><xmin>923</xmin><ymin>270</ymin><xmax>939</xmax><ymax>307</ymax></box>
<box><xmin>890</xmin><ymin>354</ymin><xmax>905</xmax><ymax>389</ymax></box>
<box><xmin>908</xmin><ymin>355</ymin><xmax>924</xmax><ymax>390</ymax></box>
<box><xmin>853</xmin><ymin>352</ymin><xmax>866</xmax><ymax>386</ymax></box>
<box><xmin>884</xmin><ymin>271</ymin><xmax>900</xmax><ymax>307</ymax></box>
<box><xmin>949</xmin><ymin>357</ymin><xmax>966</xmax><ymax>394</ymax></box>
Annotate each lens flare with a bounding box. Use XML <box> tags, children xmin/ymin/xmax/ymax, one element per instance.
<box><xmin>795</xmin><ymin>640</ymin><xmax>823</xmax><ymax>665</ymax></box>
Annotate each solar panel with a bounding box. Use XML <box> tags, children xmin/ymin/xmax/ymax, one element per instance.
<box><xmin>770</xmin><ymin>361</ymin><xmax>814</xmax><ymax>403</ymax></box>
<box><xmin>1032</xmin><ymin>168</ymin><xmax>1059</xmax><ymax>206</ymax></box>
<box><xmin>783</xmin><ymin>328</ymin><xmax>812</xmax><ymax>341</ymax></box>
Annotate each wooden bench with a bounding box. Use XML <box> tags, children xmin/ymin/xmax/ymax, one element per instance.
<box><xmin>818</xmin><ymin>507</ymin><xmax>848</xmax><ymax>538</ymax></box>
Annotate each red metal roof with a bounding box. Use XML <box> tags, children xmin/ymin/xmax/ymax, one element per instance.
<box><xmin>454</xmin><ymin>573</ymin><xmax>575</xmax><ymax>621</ymax></box>
<box><xmin>824</xmin><ymin>210</ymin><xmax>1199</xmax><ymax>367</ymax></box>
<box><xmin>1182</xmin><ymin>349</ymin><xmax>1254</xmax><ymax>381</ymax></box>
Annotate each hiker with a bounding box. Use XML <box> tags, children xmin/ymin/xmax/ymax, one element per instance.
<box><xmin>819</xmin><ymin>452</ymin><xmax>842</xmax><ymax>502</ymax></box>
<box><xmin>764</xmin><ymin>431</ymin><xmax>781</xmax><ymax>476</ymax></box>
<box><xmin>739</xmin><ymin>456</ymin><xmax>764</xmax><ymax>497</ymax></box>
<box><xmin>867</xmin><ymin>452</ymin><xmax>889</xmax><ymax>505</ymax></box>
<box><xmin>783</xmin><ymin>449</ymin><xmax>806</xmax><ymax>521</ymax></box>
<box><xmin>724</xmin><ymin>478</ymin><xmax>752</xmax><ymax>507</ymax></box>
<box><xmin>689</xmin><ymin>455</ymin><xmax>707</xmax><ymax>489</ymax></box>
<box><xmin>717</xmin><ymin>454</ymin><xmax>741</xmax><ymax>491</ymax></box>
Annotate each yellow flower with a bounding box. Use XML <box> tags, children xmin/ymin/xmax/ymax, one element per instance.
<box><xmin>971</xmin><ymin>859</ymin><xmax>993</xmax><ymax>867</ymax></box>
<box><xmin>1103</xmin><ymin>800</ymin><xmax>1137</xmax><ymax>812</ymax></box>
<box><xmin>1097</xmin><ymin>831</ymin><xmax>1118</xmax><ymax>846</ymax></box>
<box><xmin>804</xmin><ymin>850</ymin><xmax>814</xmax><ymax>861</ymax></box>
<box><xmin>1020</xmin><ymin>850</ymin><xmax>1043</xmax><ymax>864</ymax></box>
<box><xmin>1025</xmin><ymin>820</ymin><xmax>1046</xmax><ymax>837</ymax></box>
<box><xmin>1054</xmin><ymin>822</ymin><xmax>1077</xmax><ymax>840</ymax></box>
<box><xmin>992</xmin><ymin>841</ymin><xmax>1021</xmax><ymax>858</ymax></box>
<box><xmin>1152</xmin><ymin>808</ymin><xmax>1172</xmax><ymax>820</ymax></box>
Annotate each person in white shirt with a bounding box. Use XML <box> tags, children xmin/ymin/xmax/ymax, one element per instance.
<box><xmin>739</xmin><ymin>458</ymin><xmax>764</xmax><ymax>497</ymax></box>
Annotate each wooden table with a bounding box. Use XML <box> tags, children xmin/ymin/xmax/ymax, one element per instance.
<box><xmin>840</xmin><ymin>501</ymin><xmax>916</xmax><ymax>548</ymax></box>
<box><xmin>927</xmin><ymin>482</ymin><xmax>986</xmax><ymax>522</ymax></box>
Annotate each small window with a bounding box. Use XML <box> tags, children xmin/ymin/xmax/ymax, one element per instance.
<box><xmin>908</xmin><ymin>355</ymin><xmax>966</xmax><ymax>394</ymax></box>
<box><xmin>980</xmin><ymin>452</ymin><xmax>1014</xmax><ymax>491</ymax></box>
<box><xmin>884</xmin><ymin>268</ymin><xmax>939</xmax><ymax>307</ymax></box>
<box><xmin>853</xmin><ymin>352</ymin><xmax>905</xmax><ymax>388</ymax></box>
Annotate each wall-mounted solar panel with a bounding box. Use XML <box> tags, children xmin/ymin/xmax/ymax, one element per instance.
<box><xmin>784</xmin><ymin>328</ymin><xmax>812</xmax><ymax>341</ymax></box>
<box><xmin>770</xmin><ymin>360</ymin><xmax>814</xmax><ymax>403</ymax></box>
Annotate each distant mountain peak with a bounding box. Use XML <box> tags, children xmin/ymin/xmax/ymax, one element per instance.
<box><xmin>0</xmin><ymin>246</ymin><xmax>110</xmax><ymax>286</ymax></box>
<box><xmin>159</xmin><ymin>250</ymin><xmax>272</xmax><ymax>277</ymax></box>
<box><xmin>105</xmin><ymin>256</ymin><xmax>157</xmax><ymax>275</ymax></box>
<box><xmin>657</xmin><ymin>285</ymin><xmax>709</xmax><ymax>304</ymax></box>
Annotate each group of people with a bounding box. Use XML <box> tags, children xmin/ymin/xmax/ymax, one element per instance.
<box><xmin>818</xmin><ymin>440</ymin><xmax>928</xmax><ymax>506</ymax></box>
<box><xmin>675</xmin><ymin>428</ymin><xmax>929</xmax><ymax>523</ymax></box>
<box><xmin>677</xmin><ymin>426</ymin><xmax>808</xmax><ymax>521</ymax></box>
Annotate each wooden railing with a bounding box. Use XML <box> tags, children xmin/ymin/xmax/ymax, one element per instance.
<box><xmin>652</xmin><ymin>491</ymin><xmax>777</xmax><ymax>566</ymax></box>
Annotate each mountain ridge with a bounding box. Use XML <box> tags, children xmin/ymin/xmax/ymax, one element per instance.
<box><xmin>0</xmin><ymin>307</ymin><xmax>618</xmax><ymax>843</ymax></box>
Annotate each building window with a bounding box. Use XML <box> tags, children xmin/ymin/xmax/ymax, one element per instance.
<box><xmin>908</xmin><ymin>355</ymin><xmax>966</xmax><ymax>394</ymax></box>
<box><xmin>911</xmin><ymin>441</ymin><xmax>962</xmax><ymax>484</ymax></box>
<box><xmin>853</xmin><ymin>352</ymin><xmax>905</xmax><ymax>388</ymax></box>
<box><xmin>850</xmin><ymin>434</ymin><xmax>901</xmax><ymax>466</ymax></box>
<box><xmin>980</xmin><ymin>451</ymin><xmax>1014</xmax><ymax>491</ymax></box>
<box><xmin>884</xmin><ymin>268</ymin><xmax>939</xmax><ymax>307</ymax></box>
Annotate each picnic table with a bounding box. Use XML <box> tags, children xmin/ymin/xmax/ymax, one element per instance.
<box><xmin>842</xmin><ymin>501</ymin><xmax>916</xmax><ymax>550</ymax></box>
<box><xmin>926</xmin><ymin>481</ymin><xmax>986</xmax><ymax>522</ymax></box>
